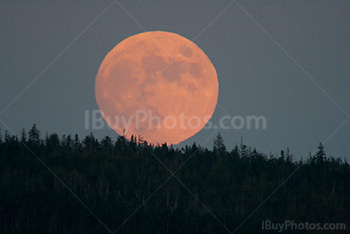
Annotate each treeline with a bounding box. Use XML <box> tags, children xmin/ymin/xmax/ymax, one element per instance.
<box><xmin>0</xmin><ymin>125</ymin><xmax>349</xmax><ymax>233</ymax></box>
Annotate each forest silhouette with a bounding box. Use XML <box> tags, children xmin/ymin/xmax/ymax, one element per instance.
<box><xmin>0</xmin><ymin>124</ymin><xmax>349</xmax><ymax>233</ymax></box>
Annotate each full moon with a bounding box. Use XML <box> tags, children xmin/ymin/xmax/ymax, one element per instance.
<box><xmin>95</xmin><ymin>31</ymin><xmax>218</xmax><ymax>145</ymax></box>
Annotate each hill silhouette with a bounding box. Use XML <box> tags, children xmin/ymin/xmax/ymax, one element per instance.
<box><xmin>0</xmin><ymin>125</ymin><xmax>349</xmax><ymax>233</ymax></box>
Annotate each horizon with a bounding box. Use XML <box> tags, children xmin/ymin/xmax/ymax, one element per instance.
<box><xmin>1</xmin><ymin>124</ymin><xmax>346</xmax><ymax>162</ymax></box>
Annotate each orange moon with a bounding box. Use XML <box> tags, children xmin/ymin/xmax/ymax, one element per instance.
<box><xmin>95</xmin><ymin>31</ymin><xmax>218</xmax><ymax>145</ymax></box>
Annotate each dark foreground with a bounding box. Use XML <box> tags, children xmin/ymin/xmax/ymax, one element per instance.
<box><xmin>0</xmin><ymin>126</ymin><xmax>349</xmax><ymax>233</ymax></box>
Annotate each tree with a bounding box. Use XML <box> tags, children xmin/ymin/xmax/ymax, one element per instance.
<box><xmin>101</xmin><ymin>136</ymin><xmax>113</xmax><ymax>156</ymax></box>
<box><xmin>213</xmin><ymin>133</ymin><xmax>226</xmax><ymax>155</ymax></box>
<box><xmin>46</xmin><ymin>133</ymin><xmax>60</xmax><ymax>152</ymax></box>
<box><xmin>28</xmin><ymin>124</ymin><xmax>40</xmax><ymax>145</ymax></box>
<box><xmin>83</xmin><ymin>132</ymin><xmax>99</xmax><ymax>153</ymax></box>
<box><xmin>20</xmin><ymin>128</ymin><xmax>26</xmax><ymax>143</ymax></box>
<box><xmin>316</xmin><ymin>142</ymin><xmax>325</xmax><ymax>162</ymax></box>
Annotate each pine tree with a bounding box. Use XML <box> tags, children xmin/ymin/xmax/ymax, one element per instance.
<box><xmin>28</xmin><ymin>124</ymin><xmax>40</xmax><ymax>145</ymax></box>
<box><xmin>213</xmin><ymin>132</ymin><xmax>226</xmax><ymax>155</ymax></box>
<box><xmin>316</xmin><ymin>142</ymin><xmax>325</xmax><ymax>162</ymax></box>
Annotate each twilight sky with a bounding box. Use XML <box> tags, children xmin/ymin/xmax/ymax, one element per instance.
<box><xmin>1</xmin><ymin>0</ymin><xmax>350</xmax><ymax>159</ymax></box>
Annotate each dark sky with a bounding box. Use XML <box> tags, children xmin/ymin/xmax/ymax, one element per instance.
<box><xmin>1</xmin><ymin>0</ymin><xmax>350</xmax><ymax>159</ymax></box>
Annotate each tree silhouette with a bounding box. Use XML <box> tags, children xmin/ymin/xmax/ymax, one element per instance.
<box><xmin>0</xmin><ymin>127</ymin><xmax>348</xmax><ymax>233</ymax></box>
<box><xmin>213</xmin><ymin>132</ymin><xmax>226</xmax><ymax>155</ymax></box>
